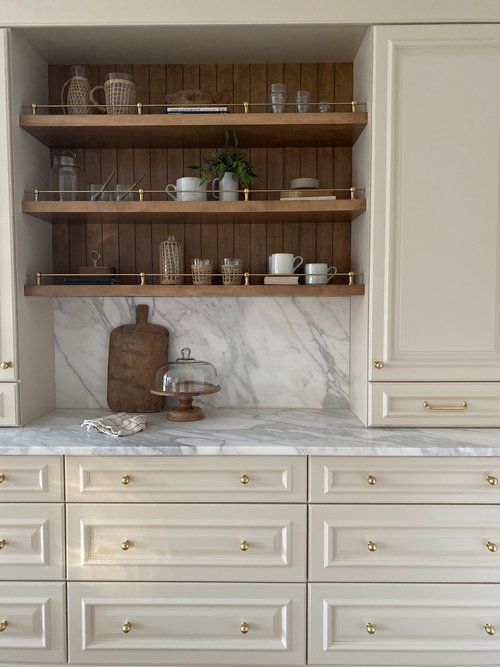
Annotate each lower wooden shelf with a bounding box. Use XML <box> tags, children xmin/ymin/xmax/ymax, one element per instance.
<box><xmin>24</xmin><ymin>284</ymin><xmax>365</xmax><ymax>297</ymax></box>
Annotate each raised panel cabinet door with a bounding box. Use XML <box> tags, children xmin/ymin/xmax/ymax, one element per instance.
<box><xmin>309</xmin><ymin>583</ymin><xmax>500</xmax><ymax>665</ymax></box>
<box><xmin>0</xmin><ymin>503</ymin><xmax>64</xmax><ymax>580</ymax></box>
<box><xmin>65</xmin><ymin>456</ymin><xmax>307</xmax><ymax>502</ymax></box>
<box><xmin>369</xmin><ymin>25</ymin><xmax>500</xmax><ymax>382</ymax></box>
<box><xmin>68</xmin><ymin>582</ymin><xmax>306</xmax><ymax>665</ymax></box>
<box><xmin>0</xmin><ymin>383</ymin><xmax>17</xmax><ymax>426</ymax></box>
<box><xmin>309</xmin><ymin>456</ymin><xmax>500</xmax><ymax>504</ymax></box>
<box><xmin>0</xmin><ymin>30</ymin><xmax>16</xmax><ymax>384</ymax></box>
<box><xmin>0</xmin><ymin>456</ymin><xmax>63</xmax><ymax>501</ymax></box>
<box><xmin>67</xmin><ymin>503</ymin><xmax>306</xmax><ymax>582</ymax></box>
<box><xmin>309</xmin><ymin>504</ymin><xmax>500</xmax><ymax>583</ymax></box>
<box><xmin>0</xmin><ymin>582</ymin><xmax>65</xmax><ymax>664</ymax></box>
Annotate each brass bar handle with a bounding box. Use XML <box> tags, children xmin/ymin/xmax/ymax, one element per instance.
<box><xmin>0</xmin><ymin>539</ymin><xmax>6</xmax><ymax>550</ymax></box>
<box><xmin>366</xmin><ymin>622</ymin><xmax>376</xmax><ymax>635</ymax></box>
<box><xmin>121</xmin><ymin>474</ymin><xmax>131</xmax><ymax>485</ymax></box>
<box><xmin>485</xmin><ymin>623</ymin><xmax>495</xmax><ymax>636</ymax></box>
<box><xmin>367</xmin><ymin>541</ymin><xmax>377</xmax><ymax>552</ymax></box>
<box><xmin>486</xmin><ymin>476</ymin><xmax>498</xmax><ymax>486</ymax></box>
<box><xmin>240</xmin><ymin>621</ymin><xmax>249</xmax><ymax>634</ymax></box>
<box><xmin>121</xmin><ymin>540</ymin><xmax>132</xmax><ymax>551</ymax></box>
<box><xmin>240</xmin><ymin>474</ymin><xmax>250</xmax><ymax>485</ymax></box>
<box><xmin>122</xmin><ymin>620</ymin><xmax>132</xmax><ymax>634</ymax></box>
<box><xmin>240</xmin><ymin>540</ymin><xmax>249</xmax><ymax>552</ymax></box>
<box><xmin>0</xmin><ymin>474</ymin><xmax>5</xmax><ymax>484</ymax></box>
<box><xmin>486</xmin><ymin>541</ymin><xmax>497</xmax><ymax>553</ymax></box>
<box><xmin>423</xmin><ymin>400</ymin><xmax>467</xmax><ymax>411</ymax></box>
<box><xmin>366</xmin><ymin>475</ymin><xmax>377</xmax><ymax>486</ymax></box>
<box><xmin>0</xmin><ymin>620</ymin><xmax>7</xmax><ymax>632</ymax></box>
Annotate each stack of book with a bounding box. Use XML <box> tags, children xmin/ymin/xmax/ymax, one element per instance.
<box><xmin>166</xmin><ymin>106</ymin><xmax>229</xmax><ymax>114</ymax></box>
<box><xmin>264</xmin><ymin>275</ymin><xmax>300</xmax><ymax>285</ymax></box>
<box><xmin>279</xmin><ymin>190</ymin><xmax>337</xmax><ymax>201</ymax></box>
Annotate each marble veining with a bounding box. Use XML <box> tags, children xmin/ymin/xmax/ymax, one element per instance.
<box><xmin>2</xmin><ymin>408</ymin><xmax>500</xmax><ymax>456</ymax></box>
<box><xmin>53</xmin><ymin>297</ymin><xmax>349</xmax><ymax>409</ymax></box>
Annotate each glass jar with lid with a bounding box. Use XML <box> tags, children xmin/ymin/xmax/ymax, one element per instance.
<box><xmin>151</xmin><ymin>347</ymin><xmax>221</xmax><ymax>421</ymax></box>
<box><xmin>50</xmin><ymin>150</ymin><xmax>80</xmax><ymax>201</ymax></box>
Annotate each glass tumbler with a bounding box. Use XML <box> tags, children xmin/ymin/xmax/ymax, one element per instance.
<box><xmin>318</xmin><ymin>101</ymin><xmax>331</xmax><ymax>112</ymax></box>
<box><xmin>270</xmin><ymin>82</ymin><xmax>286</xmax><ymax>113</ymax></box>
<box><xmin>296</xmin><ymin>90</ymin><xmax>311</xmax><ymax>113</ymax></box>
<box><xmin>221</xmin><ymin>258</ymin><xmax>243</xmax><ymax>285</ymax></box>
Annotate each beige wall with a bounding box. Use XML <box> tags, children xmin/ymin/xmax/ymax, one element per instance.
<box><xmin>0</xmin><ymin>0</ymin><xmax>499</xmax><ymax>26</ymax></box>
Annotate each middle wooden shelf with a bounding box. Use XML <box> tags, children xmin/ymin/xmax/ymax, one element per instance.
<box><xmin>22</xmin><ymin>198</ymin><xmax>366</xmax><ymax>223</ymax></box>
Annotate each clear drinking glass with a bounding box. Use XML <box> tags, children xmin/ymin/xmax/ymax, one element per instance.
<box><xmin>221</xmin><ymin>258</ymin><xmax>243</xmax><ymax>285</ymax></box>
<box><xmin>114</xmin><ymin>184</ymin><xmax>135</xmax><ymax>201</ymax></box>
<box><xmin>318</xmin><ymin>100</ymin><xmax>331</xmax><ymax>112</ymax></box>
<box><xmin>296</xmin><ymin>90</ymin><xmax>311</xmax><ymax>113</ymax></box>
<box><xmin>270</xmin><ymin>83</ymin><xmax>286</xmax><ymax>113</ymax></box>
<box><xmin>88</xmin><ymin>184</ymin><xmax>108</xmax><ymax>201</ymax></box>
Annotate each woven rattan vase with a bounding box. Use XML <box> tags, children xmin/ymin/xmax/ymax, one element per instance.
<box><xmin>61</xmin><ymin>66</ymin><xmax>92</xmax><ymax>115</ymax></box>
<box><xmin>160</xmin><ymin>236</ymin><xmax>184</xmax><ymax>285</ymax></box>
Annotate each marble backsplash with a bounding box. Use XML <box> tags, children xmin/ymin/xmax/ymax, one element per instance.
<box><xmin>53</xmin><ymin>297</ymin><xmax>349</xmax><ymax>409</ymax></box>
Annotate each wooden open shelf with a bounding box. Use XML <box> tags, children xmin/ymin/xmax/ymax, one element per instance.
<box><xmin>24</xmin><ymin>284</ymin><xmax>364</xmax><ymax>297</ymax></box>
<box><xmin>19</xmin><ymin>112</ymin><xmax>367</xmax><ymax>149</ymax></box>
<box><xmin>22</xmin><ymin>198</ymin><xmax>366</xmax><ymax>223</ymax></box>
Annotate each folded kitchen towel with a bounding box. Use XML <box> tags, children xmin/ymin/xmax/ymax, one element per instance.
<box><xmin>81</xmin><ymin>412</ymin><xmax>146</xmax><ymax>437</ymax></box>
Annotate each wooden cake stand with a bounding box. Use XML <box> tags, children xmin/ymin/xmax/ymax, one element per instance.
<box><xmin>150</xmin><ymin>382</ymin><xmax>221</xmax><ymax>422</ymax></box>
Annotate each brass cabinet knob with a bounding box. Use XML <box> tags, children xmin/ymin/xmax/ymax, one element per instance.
<box><xmin>0</xmin><ymin>620</ymin><xmax>7</xmax><ymax>632</ymax></box>
<box><xmin>367</xmin><ymin>475</ymin><xmax>377</xmax><ymax>486</ymax></box>
<box><xmin>486</xmin><ymin>541</ymin><xmax>498</xmax><ymax>553</ymax></box>
<box><xmin>240</xmin><ymin>474</ymin><xmax>249</xmax><ymax>485</ymax></box>
<box><xmin>121</xmin><ymin>540</ymin><xmax>132</xmax><ymax>551</ymax></box>
<box><xmin>121</xmin><ymin>475</ymin><xmax>131</xmax><ymax>485</ymax></box>
<box><xmin>366</xmin><ymin>622</ymin><xmax>376</xmax><ymax>635</ymax></box>
<box><xmin>122</xmin><ymin>620</ymin><xmax>132</xmax><ymax>634</ymax></box>
<box><xmin>367</xmin><ymin>541</ymin><xmax>377</xmax><ymax>552</ymax></box>
<box><xmin>0</xmin><ymin>474</ymin><xmax>5</xmax><ymax>484</ymax></box>
<box><xmin>0</xmin><ymin>362</ymin><xmax>12</xmax><ymax>370</ymax></box>
<box><xmin>485</xmin><ymin>623</ymin><xmax>495</xmax><ymax>636</ymax></box>
<box><xmin>0</xmin><ymin>540</ymin><xmax>6</xmax><ymax>550</ymax></box>
<box><xmin>373</xmin><ymin>361</ymin><xmax>384</xmax><ymax>369</ymax></box>
<box><xmin>486</xmin><ymin>476</ymin><xmax>498</xmax><ymax>486</ymax></box>
<box><xmin>240</xmin><ymin>540</ymin><xmax>249</xmax><ymax>552</ymax></box>
<box><xmin>240</xmin><ymin>621</ymin><xmax>249</xmax><ymax>634</ymax></box>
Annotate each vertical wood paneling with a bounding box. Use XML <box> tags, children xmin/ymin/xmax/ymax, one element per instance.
<box><xmin>48</xmin><ymin>62</ymin><xmax>353</xmax><ymax>283</ymax></box>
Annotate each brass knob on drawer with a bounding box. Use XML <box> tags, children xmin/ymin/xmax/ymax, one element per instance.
<box><xmin>366</xmin><ymin>475</ymin><xmax>377</xmax><ymax>486</ymax></box>
<box><xmin>0</xmin><ymin>620</ymin><xmax>7</xmax><ymax>632</ymax></box>
<box><xmin>367</xmin><ymin>541</ymin><xmax>377</xmax><ymax>552</ymax></box>
<box><xmin>122</xmin><ymin>620</ymin><xmax>132</xmax><ymax>634</ymax></box>
<box><xmin>485</xmin><ymin>624</ymin><xmax>495</xmax><ymax>636</ymax></box>
<box><xmin>121</xmin><ymin>475</ymin><xmax>131</xmax><ymax>485</ymax></box>
<box><xmin>486</xmin><ymin>541</ymin><xmax>497</xmax><ymax>553</ymax></box>
<box><xmin>0</xmin><ymin>540</ymin><xmax>6</xmax><ymax>550</ymax></box>
<box><xmin>240</xmin><ymin>621</ymin><xmax>249</xmax><ymax>635</ymax></box>
<box><xmin>373</xmin><ymin>361</ymin><xmax>384</xmax><ymax>369</ymax></box>
<box><xmin>366</xmin><ymin>622</ymin><xmax>376</xmax><ymax>635</ymax></box>
<box><xmin>0</xmin><ymin>362</ymin><xmax>12</xmax><ymax>370</ymax></box>
<box><xmin>240</xmin><ymin>540</ymin><xmax>249</xmax><ymax>552</ymax></box>
<box><xmin>121</xmin><ymin>540</ymin><xmax>132</xmax><ymax>551</ymax></box>
<box><xmin>486</xmin><ymin>476</ymin><xmax>498</xmax><ymax>486</ymax></box>
<box><xmin>240</xmin><ymin>474</ymin><xmax>249</xmax><ymax>485</ymax></box>
<box><xmin>0</xmin><ymin>474</ymin><xmax>5</xmax><ymax>484</ymax></box>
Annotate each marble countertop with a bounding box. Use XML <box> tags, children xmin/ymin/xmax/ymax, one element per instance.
<box><xmin>0</xmin><ymin>408</ymin><xmax>500</xmax><ymax>456</ymax></box>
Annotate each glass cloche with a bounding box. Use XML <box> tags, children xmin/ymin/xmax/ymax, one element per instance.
<box><xmin>151</xmin><ymin>347</ymin><xmax>221</xmax><ymax>422</ymax></box>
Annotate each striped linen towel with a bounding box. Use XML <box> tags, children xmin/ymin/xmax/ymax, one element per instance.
<box><xmin>81</xmin><ymin>413</ymin><xmax>146</xmax><ymax>437</ymax></box>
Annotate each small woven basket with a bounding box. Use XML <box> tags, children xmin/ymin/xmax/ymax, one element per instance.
<box><xmin>160</xmin><ymin>237</ymin><xmax>184</xmax><ymax>284</ymax></box>
<box><xmin>192</xmin><ymin>263</ymin><xmax>213</xmax><ymax>285</ymax></box>
<box><xmin>221</xmin><ymin>264</ymin><xmax>243</xmax><ymax>285</ymax></box>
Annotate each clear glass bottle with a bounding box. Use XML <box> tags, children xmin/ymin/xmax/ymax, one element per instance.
<box><xmin>50</xmin><ymin>150</ymin><xmax>79</xmax><ymax>201</ymax></box>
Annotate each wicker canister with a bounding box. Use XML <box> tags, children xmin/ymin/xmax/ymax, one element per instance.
<box><xmin>221</xmin><ymin>260</ymin><xmax>243</xmax><ymax>285</ymax></box>
<box><xmin>90</xmin><ymin>74</ymin><xmax>137</xmax><ymax>115</ymax></box>
<box><xmin>192</xmin><ymin>261</ymin><xmax>213</xmax><ymax>286</ymax></box>
<box><xmin>160</xmin><ymin>236</ymin><xmax>184</xmax><ymax>284</ymax></box>
<box><xmin>61</xmin><ymin>66</ymin><xmax>92</xmax><ymax>115</ymax></box>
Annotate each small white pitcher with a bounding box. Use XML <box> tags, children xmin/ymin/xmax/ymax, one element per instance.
<box><xmin>212</xmin><ymin>172</ymin><xmax>239</xmax><ymax>201</ymax></box>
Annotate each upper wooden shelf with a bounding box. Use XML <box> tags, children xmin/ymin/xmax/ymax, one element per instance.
<box><xmin>19</xmin><ymin>112</ymin><xmax>368</xmax><ymax>149</ymax></box>
<box><xmin>22</xmin><ymin>198</ymin><xmax>366</xmax><ymax>223</ymax></box>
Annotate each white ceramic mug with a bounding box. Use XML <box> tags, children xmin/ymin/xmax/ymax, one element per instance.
<box><xmin>166</xmin><ymin>177</ymin><xmax>207</xmax><ymax>201</ymax></box>
<box><xmin>212</xmin><ymin>172</ymin><xmax>238</xmax><ymax>201</ymax></box>
<box><xmin>269</xmin><ymin>253</ymin><xmax>303</xmax><ymax>275</ymax></box>
<box><xmin>304</xmin><ymin>262</ymin><xmax>337</xmax><ymax>284</ymax></box>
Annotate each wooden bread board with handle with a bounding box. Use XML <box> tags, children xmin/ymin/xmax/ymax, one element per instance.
<box><xmin>107</xmin><ymin>304</ymin><xmax>168</xmax><ymax>413</ymax></box>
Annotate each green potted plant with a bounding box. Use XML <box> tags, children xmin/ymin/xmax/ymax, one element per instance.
<box><xmin>189</xmin><ymin>131</ymin><xmax>256</xmax><ymax>201</ymax></box>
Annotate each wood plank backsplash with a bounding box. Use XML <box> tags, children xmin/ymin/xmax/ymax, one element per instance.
<box><xmin>48</xmin><ymin>63</ymin><xmax>352</xmax><ymax>284</ymax></box>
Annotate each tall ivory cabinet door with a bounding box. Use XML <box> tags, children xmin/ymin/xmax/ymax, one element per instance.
<box><xmin>369</xmin><ymin>25</ymin><xmax>500</xmax><ymax>384</ymax></box>
<box><xmin>0</xmin><ymin>30</ymin><xmax>17</xmax><ymax>426</ymax></box>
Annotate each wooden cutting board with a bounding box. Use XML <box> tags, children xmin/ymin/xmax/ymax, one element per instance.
<box><xmin>107</xmin><ymin>304</ymin><xmax>168</xmax><ymax>413</ymax></box>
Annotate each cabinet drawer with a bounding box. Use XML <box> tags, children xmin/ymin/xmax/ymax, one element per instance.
<box><xmin>309</xmin><ymin>456</ymin><xmax>500</xmax><ymax>503</ymax></box>
<box><xmin>0</xmin><ymin>383</ymin><xmax>17</xmax><ymax>426</ymax></box>
<box><xmin>310</xmin><ymin>504</ymin><xmax>500</xmax><ymax>582</ymax></box>
<box><xmin>0</xmin><ymin>582</ymin><xmax>65</xmax><ymax>664</ymax></box>
<box><xmin>66</xmin><ymin>456</ymin><xmax>306</xmax><ymax>503</ymax></box>
<box><xmin>0</xmin><ymin>503</ymin><xmax>64</xmax><ymax>580</ymax></box>
<box><xmin>309</xmin><ymin>583</ymin><xmax>500</xmax><ymax>665</ymax></box>
<box><xmin>67</xmin><ymin>503</ymin><xmax>306</xmax><ymax>582</ymax></box>
<box><xmin>68</xmin><ymin>582</ymin><xmax>305</xmax><ymax>665</ymax></box>
<box><xmin>370</xmin><ymin>382</ymin><xmax>500</xmax><ymax>426</ymax></box>
<box><xmin>0</xmin><ymin>456</ymin><xmax>63</xmax><ymax>502</ymax></box>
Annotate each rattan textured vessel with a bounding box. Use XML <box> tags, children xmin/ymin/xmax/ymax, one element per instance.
<box><xmin>160</xmin><ymin>237</ymin><xmax>184</xmax><ymax>285</ymax></box>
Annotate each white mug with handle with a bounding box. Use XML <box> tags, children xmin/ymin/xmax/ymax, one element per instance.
<box><xmin>269</xmin><ymin>253</ymin><xmax>303</xmax><ymax>275</ymax></box>
<box><xmin>304</xmin><ymin>263</ymin><xmax>337</xmax><ymax>284</ymax></box>
<box><xmin>166</xmin><ymin>177</ymin><xmax>207</xmax><ymax>202</ymax></box>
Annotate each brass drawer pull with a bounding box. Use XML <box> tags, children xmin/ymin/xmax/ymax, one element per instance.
<box><xmin>423</xmin><ymin>400</ymin><xmax>467</xmax><ymax>411</ymax></box>
<box><xmin>486</xmin><ymin>476</ymin><xmax>498</xmax><ymax>486</ymax></box>
<box><xmin>366</xmin><ymin>622</ymin><xmax>376</xmax><ymax>635</ymax></box>
<box><xmin>0</xmin><ymin>539</ymin><xmax>6</xmax><ymax>550</ymax></box>
<box><xmin>121</xmin><ymin>540</ymin><xmax>132</xmax><ymax>551</ymax></box>
<box><xmin>366</xmin><ymin>475</ymin><xmax>377</xmax><ymax>486</ymax></box>
<box><xmin>367</xmin><ymin>541</ymin><xmax>377</xmax><ymax>552</ymax></box>
<box><xmin>373</xmin><ymin>361</ymin><xmax>384</xmax><ymax>369</ymax></box>
<box><xmin>0</xmin><ymin>474</ymin><xmax>5</xmax><ymax>484</ymax></box>
<box><xmin>122</xmin><ymin>620</ymin><xmax>132</xmax><ymax>634</ymax></box>
<box><xmin>121</xmin><ymin>474</ymin><xmax>131</xmax><ymax>485</ymax></box>
<box><xmin>240</xmin><ymin>540</ymin><xmax>249</xmax><ymax>552</ymax></box>
<box><xmin>240</xmin><ymin>474</ymin><xmax>249</xmax><ymax>485</ymax></box>
<box><xmin>240</xmin><ymin>621</ymin><xmax>249</xmax><ymax>634</ymax></box>
<box><xmin>0</xmin><ymin>620</ymin><xmax>7</xmax><ymax>632</ymax></box>
<box><xmin>485</xmin><ymin>623</ymin><xmax>495</xmax><ymax>636</ymax></box>
<box><xmin>486</xmin><ymin>541</ymin><xmax>497</xmax><ymax>553</ymax></box>
<box><xmin>0</xmin><ymin>362</ymin><xmax>12</xmax><ymax>370</ymax></box>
